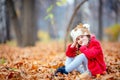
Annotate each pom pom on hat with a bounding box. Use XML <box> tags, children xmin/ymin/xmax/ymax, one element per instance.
<box><xmin>70</xmin><ymin>23</ymin><xmax>91</xmax><ymax>41</ymax></box>
<box><xmin>83</xmin><ymin>24</ymin><xmax>90</xmax><ymax>31</ymax></box>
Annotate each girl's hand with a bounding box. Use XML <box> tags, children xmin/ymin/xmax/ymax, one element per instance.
<box><xmin>71</xmin><ymin>40</ymin><xmax>78</xmax><ymax>48</ymax></box>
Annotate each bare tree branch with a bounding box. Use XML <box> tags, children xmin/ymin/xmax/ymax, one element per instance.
<box><xmin>64</xmin><ymin>0</ymin><xmax>88</xmax><ymax>51</ymax></box>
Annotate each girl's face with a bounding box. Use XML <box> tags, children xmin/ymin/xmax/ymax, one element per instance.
<box><xmin>76</xmin><ymin>35</ymin><xmax>89</xmax><ymax>46</ymax></box>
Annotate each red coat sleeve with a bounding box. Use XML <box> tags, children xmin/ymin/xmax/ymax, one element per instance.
<box><xmin>66</xmin><ymin>44</ymin><xmax>77</xmax><ymax>57</ymax></box>
<box><xmin>80</xmin><ymin>41</ymin><xmax>102</xmax><ymax>59</ymax></box>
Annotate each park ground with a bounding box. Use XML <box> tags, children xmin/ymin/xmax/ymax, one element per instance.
<box><xmin>0</xmin><ymin>41</ymin><xmax>120</xmax><ymax>80</ymax></box>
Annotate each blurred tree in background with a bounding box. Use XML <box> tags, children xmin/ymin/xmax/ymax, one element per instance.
<box><xmin>5</xmin><ymin>0</ymin><xmax>37</xmax><ymax>47</ymax></box>
<box><xmin>6</xmin><ymin>0</ymin><xmax>23</xmax><ymax>46</ymax></box>
<box><xmin>0</xmin><ymin>0</ymin><xmax>7</xmax><ymax>43</ymax></box>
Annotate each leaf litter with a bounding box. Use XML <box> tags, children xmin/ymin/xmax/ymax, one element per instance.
<box><xmin>0</xmin><ymin>41</ymin><xmax>120</xmax><ymax>80</ymax></box>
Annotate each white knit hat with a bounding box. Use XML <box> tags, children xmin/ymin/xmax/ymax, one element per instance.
<box><xmin>70</xmin><ymin>23</ymin><xmax>90</xmax><ymax>41</ymax></box>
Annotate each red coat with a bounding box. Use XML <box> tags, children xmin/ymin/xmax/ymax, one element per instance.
<box><xmin>66</xmin><ymin>35</ymin><xmax>106</xmax><ymax>76</ymax></box>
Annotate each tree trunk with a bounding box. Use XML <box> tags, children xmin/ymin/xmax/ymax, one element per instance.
<box><xmin>6</xmin><ymin>0</ymin><xmax>22</xmax><ymax>46</ymax></box>
<box><xmin>0</xmin><ymin>0</ymin><xmax>7</xmax><ymax>43</ymax></box>
<box><xmin>6</xmin><ymin>6</ymin><xmax>11</xmax><ymax>41</ymax></box>
<box><xmin>114</xmin><ymin>0</ymin><xmax>119</xmax><ymax>23</ymax></box>
<box><xmin>22</xmin><ymin>0</ymin><xmax>37</xmax><ymax>46</ymax></box>
<box><xmin>98</xmin><ymin>0</ymin><xmax>103</xmax><ymax>40</ymax></box>
<box><xmin>64</xmin><ymin>0</ymin><xmax>88</xmax><ymax>51</ymax></box>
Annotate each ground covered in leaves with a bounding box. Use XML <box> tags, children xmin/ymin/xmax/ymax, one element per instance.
<box><xmin>0</xmin><ymin>41</ymin><xmax>120</xmax><ymax>80</ymax></box>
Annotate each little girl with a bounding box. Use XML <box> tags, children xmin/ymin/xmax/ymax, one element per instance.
<box><xmin>55</xmin><ymin>23</ymin><xmax>106</xmax><ymax>78</ymax></box>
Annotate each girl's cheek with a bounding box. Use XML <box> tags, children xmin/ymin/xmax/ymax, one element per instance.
<box><xmin>78</xmin><ymin>40</ymin><xmax>82</xmax><ymax>45</ymax></box>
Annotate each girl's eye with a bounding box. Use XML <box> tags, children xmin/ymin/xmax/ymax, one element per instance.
<box><xmin>80</xmin><ymin>35</ymin><xmax>84</xmax><ymax>38</ymax></box>
<box><xmin>76</xmin><ymin>38</ymin><xmax>79</xmax><ymax>40</ymax></box>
